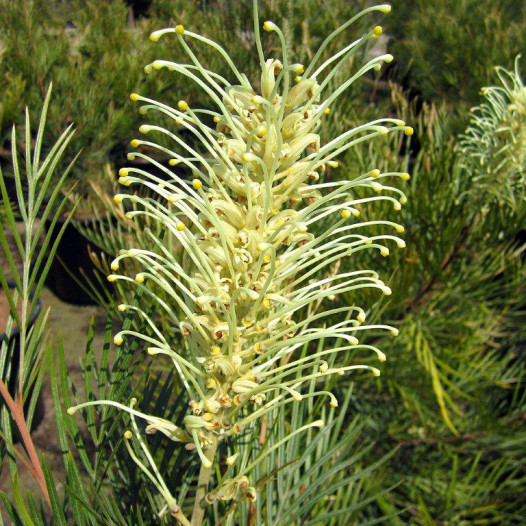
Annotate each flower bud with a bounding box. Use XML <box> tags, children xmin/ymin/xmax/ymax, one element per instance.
<box><xmin>263</xmin><ymin>21</ymin><xmax>278</xmax><ymax>32</ymax></box>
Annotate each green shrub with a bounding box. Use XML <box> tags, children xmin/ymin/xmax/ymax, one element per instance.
<box><xmin>386</xmin><ymin>0</ymin><xmax>524</xmax><ymax>117</ymax></box>
<box><xmin>331</xmin><ymin>84</ymin><xmax>526</xmax><ymax>523</ymax></box>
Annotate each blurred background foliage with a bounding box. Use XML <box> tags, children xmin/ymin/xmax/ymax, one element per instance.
<box><xmin>385</xmin><ymin>0</ymin><xmax>525</xmax><ymax>130</ymax></box>
<box><xmin>335</xmin><ymin>93</ymin><xmax>526</xmax><ymax>522</ymax></box>
<box><xmin>0</xmin><ymin>0</ymin><xmax>525</xmax><ymax>524</ymax></box>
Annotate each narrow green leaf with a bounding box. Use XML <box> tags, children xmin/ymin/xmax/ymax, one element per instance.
<box><xmin>10</xmin><ymin>125</ymin><xmax>27</xmax><ymax>223</ymax></box>
<box><xmin>32</xmin><ymin>84</ymin><xmax>53</xmax><ymax>178</ymax></box>
<box><xmin>0</xmin><ymin>490</ymin><xmax>23</xmax><ymax>525</ymax></box>
<box><xmin>25</xmin><ymin>493</ymin><xmax>47</xmax><ymax>526</ymax></box>
<box><xmin>12</xmin><ymin>472</ymin><xmax>35</xmax><ymax>526</ymax></box>
<box><xmin>41</xmin><ymin>455</ymin><xmax>67</xmax><ymax>526</ymax></box>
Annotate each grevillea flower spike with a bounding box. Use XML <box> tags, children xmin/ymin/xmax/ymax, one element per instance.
<box><xmin>68</xmin><ymin>2</ymin><xmax>409</xmax><ymax>522</ymax></box>
<box><xmin>460</xmin><ymin>56</ymin><xmax>526</xmax><ymax>209</ymax></box>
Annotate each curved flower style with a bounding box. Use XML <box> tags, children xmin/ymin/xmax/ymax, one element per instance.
<box><xmin>69</xmin><ymin>2</ymin><xmax>410</xmax><ymax>520</ymax></box>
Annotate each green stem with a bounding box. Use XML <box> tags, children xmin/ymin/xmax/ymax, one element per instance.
<box><xmin>173</xmin><ymin>508</ymin><xmax>191</xmax><ymax>526</ymax></box>
<box><xmin>190</xmin><ymin>438</ymin><xmax>218</xmax><ymax>526</ymax></box>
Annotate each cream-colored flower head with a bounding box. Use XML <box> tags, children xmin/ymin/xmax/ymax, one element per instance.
<box><xmin>69</xmin><ymin>1</ymin><xmax>408</xmax><ymax>514</ymax></box>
